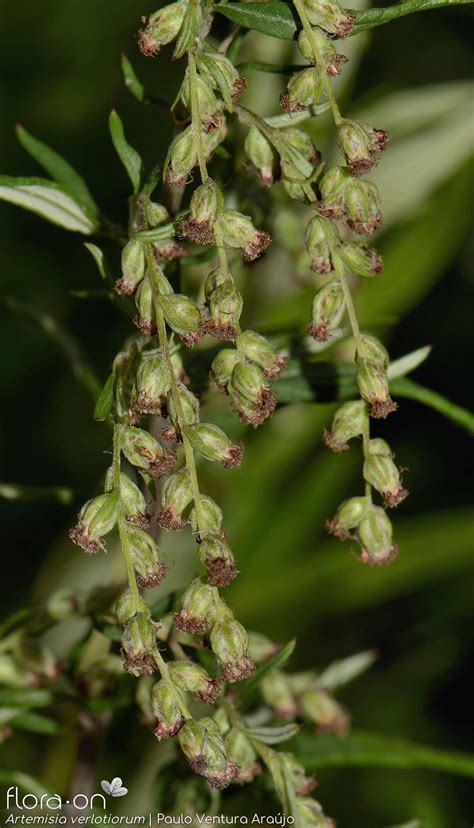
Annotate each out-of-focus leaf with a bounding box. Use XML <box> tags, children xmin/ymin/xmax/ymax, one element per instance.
<box><xmin>237</xmin><ymin>639</ymin><xmax>296</xmax><ymax>706</ymax></box>
<box><xmin>352</xmin><ymin>0</ymin><xmax>472</xmax><ymax>34</ymax></box>
<box><xmin>242</xmin><ymin>723</ymin><xmax>300</xmax><ymax>744</ymax></box>
<box><xmin>390</xmin><ymin>378</ymin><xmax>474</xmax><ymax>435</ymax></box>
<box><xmin>0</xmin><ymin>771</ymin><xmax>53</xmax><ymax>798</ymax></box>
<box><xmin>11</xmin><ymin>711</ymin><xmax>62</xmax><ymax>735</ymax></box>
<box><xmin>3</xmin><ymin>296</ymin><xmax>101</xmax><ymax>400</ymax></box>
<box><xmin>384</xmin><ymin>822</ymin><xmax>422</xmax><ymax>828</ymax></box>
<box><xmin>317</xmin><ymin>650</ymin><xmax>377</xmax><ymax>690</ymax></box>
<box><xmin>16</xmin><ymin>124</ymin><xmax>99</xmax><ymax>221</ymax></box>
<box><xmin>0</xmin><ymin>483</ymin><xmax>75</xmax><ymax>505</ymax></box>
<box><xmin>121</xmin><ymin>53</ymin><xmax>146</xmax><ymax>102</ymax></box>
<box><xmin>93</xmin><ymin>373</ymin><xmax>115</xmax><ymax>421</ymax></box>
<box><xmin>387</xmin><ymin>346</ymin><xmax>431</xmax><ymax>380</ymax></box>
<box><xmin>292</xmin><ymin>730</ymin><xmax>474</xmax><ymax>777</ymax></box>
<box><xmin>0</xmin><ymin>176</ymin><xmax>96</xmax><ymax>234</ymax></box>
<box><xmin>0</xmin><ymin>688</ymin><xmax>53</xmax><ymax>708</ymax></box>
<box><xmin>109</xmin><ymin>110</ymin><xmax>143</xmax><ymax>194</ymax></box>
<box><xmin>84</xmin><ymin>242</ymin><xmax>112</xmax><ymax>282</ymax></box>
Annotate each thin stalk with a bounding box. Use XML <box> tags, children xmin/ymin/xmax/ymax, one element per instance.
<box><xmin>188</xmin><ymin>50</ymin><xmax>209</xmax><ymax>183</ymax></box>
<box><xmin>292</xmin><ymin>0</ymin><xmax>342</xmax><ymax>125</ymax></box>
<box><xmin>113</xmin><ymin>425</ymin><xmax>142</xmax><ymax>612</ymax></box>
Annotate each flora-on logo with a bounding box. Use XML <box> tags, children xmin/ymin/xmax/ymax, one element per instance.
<box><xmin>101</xmin><ymin>777</ymin><xmax>128</xmax><ymax>797</ymax></box>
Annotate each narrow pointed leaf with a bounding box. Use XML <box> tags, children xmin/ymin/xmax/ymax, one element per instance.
<box><xmin>243</xmin><ymin>723</ymin><xmax>300</xmax><ymax>744</ymax></box>
<box><xmin>84</xmin><ymin>242</ymin><xmax>112</xmax><ymax>282</ymax></box>
<box><xmin>0</xmin><ymin>483</ymin><xmax>74</xmax><ymax>505</ymax></box>
<box><xmin>237</xmin><ymin>638</ymin><xmax>296</xmax><ymax>706</ymax></box>
<box><xmin>93</xmin><ymin>373</ymin><xmax>115</xmax><ymax>421</ymax></box>
<box><xmin>387</xmin><ymin>345</ymin><xmax>432</xmax><ymax>379</ymax></box>
<box><xmin>0</xmin><ymin>688</ymin><xmax>53</xmax><ymax>708</ymax></box>
<box><xmin>121</xmin><ymin>54</ymin><xmax>146</xmax><ymax>102</ymax></box>
<box><xmin>11</xmin><ymin>712</ymin><xmax>62</xmax><ymax>735</ymax></box>
<box><xmin>317</xmin><ymin>650</ymin><xmax>377</xmax><ymax>690</ymax></box>
<box><xmin>16</xmin><ymin>125</ymin><xmax>99</xmax><ymax>221</ymax></box>
<box><xmin>109</xmin><ymin>110</ymin><xmax>143</xmax><ymax>194</ymax></box>
<box><xmin>0</xmin><ymin>176</ymin><xmax>96</xmax><ymax>234</ymax></box>
<box><xmin>390</xmin><ymin>377</ymin><xmax>474</xmax><ymax>434</ymax></box>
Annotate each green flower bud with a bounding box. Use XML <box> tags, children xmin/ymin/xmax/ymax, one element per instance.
<box><xmin>115</xmin><ymin>589</ymin><xmax>151</xmax><ymax>626</ymax></box>
<box><xmin>345</xmin><ymin>178</ymin><xmax>382</xmax><ymax>236</ymax></box>
<box><xmin>174</xmin><ymin>578</ymin><xmax>219</xmax><ymax>634</ymax></box>
<box><xmin>236</xmin><ymin>330</ymin><xmax>287</xmax><ymax>378</ymax></box>
<box><xmin>216</xmin><ymin>209</ymin><xmax>271</xmax><ymax>262</ymax></box>
<box><xmin>204</xmin><ymin>279</ymin><xmax>243</xmax><ymax>341</ymax></box>
<box><xmin>260</xmin><ymin>669</ymin><xmax>298</xmax><ymax>719</ymax></box>
<box><xmin>127</xmin><ymin>525</ymin><xmax>167</xmax><ymax>589</ymax></box>
<box><xmin>178</xmin><ymin>719</ymin><xmax>239</xmax><ymax>789</ymax></box>
<box><xmin>363</xmin><ymin>439</ymin><xmax>408</xmax><ymax>507</ymax></box>
<box><xmin>116</xmin><ymin>239</ymin><xmax>146</xmax><ymax>296</ymax></box>
<box><xmin>303</xmin><ymin>0</ymin><xmax>356</xmax><ymax>37</ymax></box>
<box><xmin>181</xmin><ymin>72</ymin><xmax>223</xmax><ymax>133</ymax></box>
<box><xmin>280</xmin><ymin>67</ymin><xmax>323</xmax><ymax>114</ymax></box>
<box><xmin>356</xmin><ymin>505</ymin><xmax>398</xmax><ymax>565</ymax></box>
<box><xmin>338</xmin><ymin>119</ymin><xmax>388</xmax><ymax>176</ymax></box>
<box><xmin>121</xmin><ymin>425</ymin><xmax>176</xmax><ymax>477</ymax></box>
<box><xmin>280</xmin><ymin>753</ymin><xmax>316</xmax><ymax>796</ymax></box>
<box><xmin>196</xmin><ymin>51</ymin><xmax>247</xmax><ymax>110</ymax></box>
<box><xmin>322</xmin><ymin>399</ymin><xmax>368</xmax><ymax>452</ymax></box>
<box><xmin>357</xmin><ymin>361</ymin><xmax>397</xmax><ymax>419</ymax></box>
<box><xmin>189</xmin><ymin>495</ymin><xmax>224</xmax><ymax>539</ymax></box>
<box><xmin>305</xmin><ymin>215</ymin><xmax>340</xmax><ymax>275</ymax></box>
<box><xmin>300</xmin><ymin>687</ymin><xmax>350</xmax><ymax>736</ymax></box>
<box><xmin>210</xmin><ymin>617</ymin><xmax>255</xmax><ymax>682</ymax></box>
<box><xmin>105</xmin><ymin>469</ymin><xmax>149</xmax><ymax>528</ymax></box>
<box><xmin>326</xmin><ymin>495</ymin><xmax>370</xmax><ymax>539</ymax></box>
<box><xmin>164</xmin><ymin>126</ymin><xmax>197</xmax><ymax>188</ymax></box>
<box><xmin>308</xmin><ymin>277</ymin><xmax>345</xmax><ymax>342</ymax></box>
<box><xmin>184</xmin><ymin>423</ymin><xmax>244</xmax><ymax>468</ymax></box>
<box><xmin>146</xmin><ymin>201</ymin><xmax>170</xmax><ymax>227</ymax></box>
<box><xmin>226</xmin><ymin>728</ymin><xmax>262</xmax><ymax>785</ymax></box>
<box><xmin>138</xmin><ymin>2</ymin><xmax>187</xmax><ymax>56</ymax></box>
<box><xmin>296</xmin><ymin>798</ymin><xmax>335</xmax><ymax>828</ymax></box>
<box><xmin>158</xmin><ymin>293</ymin><xmax>202</xmax><ymax>347</ymax></box>
<box><xmin>131</xmin><ymin>353</ymin><xmax>172</xmax><ymax>417</ymax></box>
<box><xmin>199</xmin><ymin>535</ymin><xmax>237</xmax><ymax>586</ymax></box>
<box><xmin>228</xmin><ymin>361</ymin><xmax>277</xmax><ymax>427</ymax></box>
<box><xmin>338</xmin><ymin>240</ymin><xmax>383</xmax><ymax>277</ymax></box>
<box><xmin>279</xmin><ymin>128</ymin><xmax>320</xmax><ymax>184</ymax></box>
<box><xmin>152</xmin><ymin>679</ymin><xmax>186</xmax><ymax>740</ymax></box>
<box><xmin>357</xmin><ymin>334</ymin><xmax>389</xmax><ymax>368</ymax></box>
<box><xmin>211</xmin><ymin>348</ymin><xmax>243</xmax><ymax>392</ymax></box>
<box><xmin>121</xmin><ymin>613</ymin><xmax>157</xmax><ymax>676</ymax></box>
<box><xmin>317</xmin><ymin>165</ymin><xmax>351</xmax><ymax>219</ymax></box>
<box><xmin>202</xmin><ymin>118</ymin><xmax>228</xmax><ymax>161</ymax></box>
<box><xmin>168</xmin><ymin>660</ymin><xmax>221</xmax><ymax>703</ymax></box>
<box><xmin>134</xmin><ymin>275</ymin><xmax>156</xmax><ymax>335</ymax></box>
<box><xmin>69</xmin><ymin>492</ymin><xmax>119</xmax><ymax>554</ymax></box>
<box><xmin>157</xmin><ymin>468</ymin><xmax>193</xmax><ymax>531</ymax></box>
<box><xmin>298</xmin><ymin>27</ymin><xmax>347</xmax><ymax>76</ymax></box>
<box><xmin>167</xmin><ymin>383</ymin><xmax>200</xmax><ymax>427</ymax></box>
<box><xmin>46</xmin><ymin>589</ymin><xmax>79</xmax><ymax>622</ymax></box>
<box><xmin>244</xmin><ymin>127</ymin><xmax>278</xmax><ymax>187</ymax></box>
<box><xmin>179</xmin><ymin>180</ymin><xmax>223</xmax><ymax>245</ymax></box>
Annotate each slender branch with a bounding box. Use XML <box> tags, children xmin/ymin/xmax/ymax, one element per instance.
<box><xmin>292</xmin><ymin>0</ymin><xmax>342</xmax><ymax>124</ymax></box>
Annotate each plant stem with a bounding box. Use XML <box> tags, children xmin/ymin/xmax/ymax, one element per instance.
<box><xmin>188</xmin><ymin>50</ymin><xmax>208</xmax><ymax>183</ymax></box>
<box><xmin>113</xmin><ymin>425</ymin><xmax>142</xmax><ymax>612</ymax></box>
<box><xmin>292</xmin><ymin>0</ymin><xmax>342</xmax><ymax>125</ymax></box>
<box><xmin>145</xmin><ymin>246</ymin><xmax>207</xmax><ymax>535</ymax></box>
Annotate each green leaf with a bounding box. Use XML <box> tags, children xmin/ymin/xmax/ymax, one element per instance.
<box><xmin>93</xmin><ymin>373</ymin><xmax>115</xmax><ymax>421</ymax></box>
<box><xmin>0</xmin><ymin>176</ymin><xmax>96</xmax><ymax>234</ymax></box>
<box><xmin>387</xmin><ymin>346</ymin><xmax>432</xmax><ymax>380</ymax></box>
<box><xmin>213</xmin><ymin>1</ymin><xmax>472</xmax><ymax>41</ymax></box>
<box><xmin>84</xmin><ymin>242</ymin><xmax>112</xmax><ymax>282</ymax></box>
<box><xmin>109</xmin><ymin>110</ymin><xmax>143</xmax><ymax>194</ymax></box>
<box><xmin>237</xmin><ymin>638</ymin><xmax>296</xmax><ymax>706</ymax></box>
<box><xmin>121</xmin><ymin>53</ymin><xmax>145</xmax><ymax>102</ymax></box>
<box><xmin>0</xmin><ymin>771</ymin><xmax>53</xmax><ymax>798</ymax></box>
<box><xmin>0</xmin><ymin>687</ymin><xmax>53</xmax><ymax>708</ymax></box>
<box><xmin>390</xmin><ymin>377</ymin><xmax>474</xmax><ymax>435</ymax></box>
<box><xmin>0</xmin><ymin>482</ymin><xmax>74</xmax><ymax>505</ymax></box>
<box><xmin>16</xmin><ymin>124</ymin><xmax>99</xmax><ymax>222</ymax></box>
<box><xmin>242</xmin><ymin>723</ymin><xmax>300</xmax><ymax>744</ymax></box>
<box><xmin>317</xmin><ymin>650</ymin><xmax>377</xmax><ymax>690</ymax></box>
<box><xmin>11</xmin><ymin>711</ymin><xmax>62</xmax><ymax>735</ymax></box>
<box><xmin>292</xmin><ymin>729</ymin><xmax>474</xmax><ymax>777</ymax></box>
<box><xmin>3</xmin><ymin>295</ymin><xmax>101</xmax><ymax>400</ymax></box>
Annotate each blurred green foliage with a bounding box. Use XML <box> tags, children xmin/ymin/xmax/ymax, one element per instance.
<box><xmin>0</xmin><ymin>0</ymin><xmax>473</xmax><ymax>826</ymax></box>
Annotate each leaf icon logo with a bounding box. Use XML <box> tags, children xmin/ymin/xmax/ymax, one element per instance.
<box><xmin>101</xmin><ymin>778</ymin><xmax>128</xmax><ymax>797</ymax></box>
